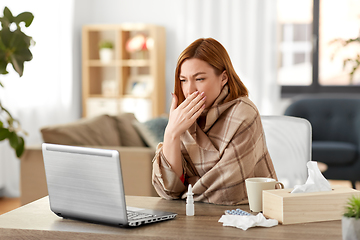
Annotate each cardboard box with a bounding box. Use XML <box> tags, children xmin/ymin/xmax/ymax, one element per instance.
<box><xmin>263</xmin><ymin>185</ymin><xmax>360</xmax><ymax>225</ymax></box>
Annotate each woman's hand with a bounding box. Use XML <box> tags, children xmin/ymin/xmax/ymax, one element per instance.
<box><xmin>162</xmin><ymin>91</ymin><xmax>206</xmax><ymax>177</ymax></box>
<box><xmin>166</xmin><ymin>91</ymin><xmax>206</xmax><ymax>139</ymax></box>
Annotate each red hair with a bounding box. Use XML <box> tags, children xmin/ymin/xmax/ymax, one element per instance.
<box><xmin>174</xmin><ymin>38</ymin><xmax>248</xmax><ymax>106</ymax></box>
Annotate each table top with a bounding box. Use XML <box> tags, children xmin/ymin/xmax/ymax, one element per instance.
<box><xmin>0</xmin><ymin>196</ymin><xmax>342</xmax><ymax>240</ymax></box>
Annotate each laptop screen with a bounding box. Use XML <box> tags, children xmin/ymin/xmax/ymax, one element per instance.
<box><xmin>42</xmin><ymin>143</ymin><xmax>128</xmax><ymax>225</ymax></box>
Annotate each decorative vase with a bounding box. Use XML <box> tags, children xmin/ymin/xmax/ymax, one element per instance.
<box><xmin>342</xmin><ymin>216</ymin><xmax>360</xmax><ymax>240</ymax></box>
<box><xmin>99</xmin><ymin>48</ymin><xmax>113</xmax><ymax>64</ymax></box>
<box><xmin>101</xmin><ymin>79</ymin><xmax>117</xmax><ymax>96</ymax></box>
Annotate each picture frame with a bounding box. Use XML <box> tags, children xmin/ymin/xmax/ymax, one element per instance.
<box><xmin>126</xmin><ymin>75</ymin><xmax>153</xmax><ymax>96</ymax></box>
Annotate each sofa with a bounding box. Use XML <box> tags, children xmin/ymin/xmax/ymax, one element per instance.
<box><xmin>20</xmin><ymin>113</ymin><xmax>168</xmax><ymax>205</ymax></box>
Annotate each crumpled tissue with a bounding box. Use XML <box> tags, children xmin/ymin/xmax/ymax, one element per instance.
<box><xmin>218</xmin><ymin>213</ymin><xmax>278</xmax><ymax>230</ymax></box>
<box><xmin>291</xmin><ymin>161</ymin><xmax>332</xmax><ymax>193</ymax></box>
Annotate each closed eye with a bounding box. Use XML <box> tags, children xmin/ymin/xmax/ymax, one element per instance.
<box><xmin>180</xmin><ymin>79</ymin><xmax>186</xmax><ymax>82</ymax></box>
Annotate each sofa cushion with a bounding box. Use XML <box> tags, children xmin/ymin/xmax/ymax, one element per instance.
<box><xmin>114</xmin><ymin>113</ymin><xmax>146</xmax><ymax>147</ymax></box>
<box><xmin>312</xmin><ymin>141</ymin><xmax>357</xmax><ymax>166</ymax></box>
<box><xmin>132</xmin><ymin>117</ymin><xmax>168</xmax><ymax>149</ymax></box>
<box><xmin>41</xmin><ymin>114</ymin><xmax>121</xmax><ymax>146</ymax></box>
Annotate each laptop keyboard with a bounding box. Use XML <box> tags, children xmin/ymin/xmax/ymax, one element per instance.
<box><xmin>127</xmin><ymin>211</ymin><xmax>155</xmax><ymax>220</ymax></box>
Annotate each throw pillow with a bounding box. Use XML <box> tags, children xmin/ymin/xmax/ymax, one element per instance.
<box><xmin>41</xmin><ymin>114</ymin><xmax>121</xmax><ymax>146</ymax></box>
<box><xmin>132</xmin><ymin>117</ymin><xmax>168</xmax><ymax>149</ymax></box>
<box><xmin>114</xmin><ymin>113</ymin><xmax>146</xmax><ymax>147</ymax></box>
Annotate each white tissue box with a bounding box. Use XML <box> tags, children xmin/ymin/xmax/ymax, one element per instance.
<box><xmin>262</xmin><ymin>185</ymin><xmax>360</xmax><ymax>225</ymax></box>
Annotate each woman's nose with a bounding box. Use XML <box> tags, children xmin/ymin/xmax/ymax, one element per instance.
<box><xmin>187</xmin><ymin>82</ymin><xmax>197</xmax><ymax>96</ymax></box>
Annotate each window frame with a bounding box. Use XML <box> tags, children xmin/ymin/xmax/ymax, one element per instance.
<box><xmin>280</xmin><ymin>0</ymin><xmax>360</xmax><ymax>98</ymax></box>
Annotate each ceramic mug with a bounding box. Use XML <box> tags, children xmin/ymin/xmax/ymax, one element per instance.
<box><xmin>245</xmin><ymin>177</ymin><xmax>284</xmax><ymax>212</ymax></box>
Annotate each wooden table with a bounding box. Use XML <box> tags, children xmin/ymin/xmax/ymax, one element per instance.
<box><xmin>0</xmin><ymin>196</ymin><xmax>342</xmax><ymax>239</ymax></box>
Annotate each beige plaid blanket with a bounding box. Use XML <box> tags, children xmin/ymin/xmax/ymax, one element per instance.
<box><xmin>152</xmin><ymin>86</ymin><xmax>277</xmax><ymax>205</ymax></box>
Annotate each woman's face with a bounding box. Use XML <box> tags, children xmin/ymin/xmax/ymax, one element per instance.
<box><xmin>179</xmin><ymin>58</ymin><xmax>228</xmax><ymax>109</ymax></box>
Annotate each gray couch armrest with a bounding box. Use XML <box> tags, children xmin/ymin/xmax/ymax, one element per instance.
<box><xmin>20</xmin><ymin>145</ymin><xmax>157</xmax><ymax>206</ymax></box>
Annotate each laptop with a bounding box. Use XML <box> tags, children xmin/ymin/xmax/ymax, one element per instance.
<box><xmin>42</xmin><ymin>143</ymin><xmax>177</xmax><ymax>227</ymax></box>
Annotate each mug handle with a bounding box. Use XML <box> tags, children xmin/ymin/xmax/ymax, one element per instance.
<box><xmin>275</xmin><ymin>181</ymin><xmax>284</xmax><ymax>189</ymax></box>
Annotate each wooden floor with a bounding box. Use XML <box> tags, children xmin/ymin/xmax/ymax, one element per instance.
<box><xmin>0</xmin><ymin>180</ymin><xmax>359</xmax><ymax>215</ymax></box>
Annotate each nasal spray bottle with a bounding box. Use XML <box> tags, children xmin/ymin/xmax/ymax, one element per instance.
<box><xmin>186</xmin><ymin>184</ymin><xmax>195</xmax><ymax>216</ymax></box>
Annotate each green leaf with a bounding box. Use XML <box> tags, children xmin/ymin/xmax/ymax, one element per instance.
<box><xmin>0</xmin><ymin>61</ymin><xmax>9</xmax><ymax>75</ymax></box>
<box><xmin>10</xmin><ymin>46</ymin><xmax>33</xmax><ymax>77</ymax></box>
<box><xmin>3</xmin><ymin>7</ymin><xmax>14</xmax><ymax>24</ymax></box>
<box><xmin>0</xmin><ymin>121</ymin><xmax>3</xmax><ymax>128</ymax></box>
<box><xmin>10</xmin><ymin>56</ymin><xmax>24</xmax><ymax>76</ymax></box>
<box><xmin>0</xmin><ymin>26</ymin><xmax>12</xmax><ymax>48</ymax></box>
<box><xmin>10</xmin><ymin>53</ymin><xmax>24</xmax><ymax>77</ymax></box>
<box><xmin>15</xmin><ymin>12</ymin><xmax>34</xmax><ymax>27</ymax></box>
<box><xmin>10</xmin><ymin>29</ymin><xmax>32</xmax><ymax>48</ymax></box>
<box><xmin>0</xmin><ymin>8</ymin><xmax>34</xmax><ymax>77</ymax></box>
<box><xmin>3</xmin><ymin>29</ymin><xmax>34</xmax><ymax>77</ymax></box>
<box><xmin>9</xmin><ymin>131</ymin><xmax>19</xmax><ymax>149</ymax></box>
<box><xmin>344</xmin><ymin>195</ymin><xmax>360</xmax><ymax>219</ymax></box>
<box><xmin>15</xmin><ymin>136</ymin><xmax>25</xmax><ymax>158</ymax></box>
<box><xmin>0</xmin><ymin>127</ymin><xmax>10</xmax><ymax>141</ymax></box>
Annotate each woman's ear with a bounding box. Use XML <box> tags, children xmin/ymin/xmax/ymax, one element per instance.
<box><xmin>221</xmin><ymin>70</ymin><xmax>228</xmax><ymax>87</ymax></box>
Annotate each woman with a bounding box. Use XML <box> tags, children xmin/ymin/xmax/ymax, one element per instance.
<box><xmin>152</xmin><ymin>38</ymin><xmax>277</xmax><ymax>205</ymax></box>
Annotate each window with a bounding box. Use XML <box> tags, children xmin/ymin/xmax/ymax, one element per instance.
<box><xmin>277</xmin><ymin>0</ymin><xmax>360</xmax><ymax>96</ymax></box>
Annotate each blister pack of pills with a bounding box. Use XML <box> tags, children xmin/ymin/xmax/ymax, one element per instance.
<box><xmin>224</xmin><ymin>209</ymin><xmax>251</xmax><ymax>216</ymax></box>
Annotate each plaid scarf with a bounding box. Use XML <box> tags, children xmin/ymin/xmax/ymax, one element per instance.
<box><xmin>152</xmin><ymin>85</ymin><xmax>277</xmax><ymax>205</ymax></box>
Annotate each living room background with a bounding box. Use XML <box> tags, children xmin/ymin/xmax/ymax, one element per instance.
<box><xmin>0</xmin><ymin>0</ymin><xmax>279</xmax><ymax>197</ymax></box>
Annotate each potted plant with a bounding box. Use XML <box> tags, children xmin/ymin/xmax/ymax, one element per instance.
<box><xmin>99</xmin><ymin>40</ymin><xmax>113</xmax><ymax>64</ymax></box>
<box><xmin>0</xmin><ymin>6</ymin><xmax>34</xmax><ymax>158</ymax></box>
<box><xmin>342</xmin><ymin>195</ymin><xmax>360</xmax><ymax>240</ymax></box>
